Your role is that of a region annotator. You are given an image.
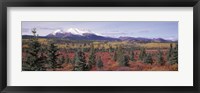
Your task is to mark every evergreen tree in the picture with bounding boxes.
[118,55,129,66]
[109,45,113,53]
[65,54,70,64]
[144,54,153,64]
[74,50,88,71]
[96,56,104,70]
[88,44,96,70]
[47,42,60,71]
[113,51,117,61]
[168,44,178,65]
[88,44,96,65]
[139,48,146,61]
[116,45,124,63]
[23,42,43,71]
[82,47,86,52]
[157,49,164,65]
[57,55,65,68]
[130,51,135,62]
[59,55,65,64]
[23,29,46,71]
[167,43,173,60]
[39,46,48,70]
[114,45,129,66]
[71,55,76,65]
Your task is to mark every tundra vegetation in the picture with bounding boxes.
[22,31,178,71]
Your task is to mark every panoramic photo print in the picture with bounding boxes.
[22,21,178,71]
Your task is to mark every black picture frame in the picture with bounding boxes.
[0,0,199,93]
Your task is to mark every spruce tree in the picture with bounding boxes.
[65,54,70,64]
[109,45,113,53]
[71,55,76,65]
[59,55,65,64]
[144,54,153,64]
[96,56,104,70]
[39,46,48,70]
[114,45,129,66]
[169,44,178,65]
[139,48,146,61]
[167,43,173,60]
[123,55,130,66]
[130,51,135,62]
[47,42,60,71]
[113,51,117,61]
[23,29,46,71]
[74,50,88,71]
[116,45,124,64]
[157,49,164,65]
[118,55,129,66]
[88,44,96,65]
[88,44,96,70]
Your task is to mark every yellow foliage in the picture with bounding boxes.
[22,45,29,48]
[38,38,48,45]
[139,43,176,49]
[170,64,178,71]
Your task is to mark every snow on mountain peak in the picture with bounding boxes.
[52,29,64,35]
[66,28,92,35]
[49,28,104,36]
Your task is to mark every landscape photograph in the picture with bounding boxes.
[22,21,178,71]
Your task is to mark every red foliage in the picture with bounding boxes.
[23,49,178,71]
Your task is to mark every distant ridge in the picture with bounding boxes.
[22,28,176,42]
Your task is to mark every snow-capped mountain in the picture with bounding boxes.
[46,28,118,41]
[51,29,64,35]
[48,28,97,36]
[22,28,175,42]
[67,28,92,35]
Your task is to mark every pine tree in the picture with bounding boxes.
[96,56,104,70]
[144,54,153,64]
[74,50,88,71]
[47,42,60,71]
[157,49,164,65]
[169,44,178,65]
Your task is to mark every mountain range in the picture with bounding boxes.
[22,28,176,42]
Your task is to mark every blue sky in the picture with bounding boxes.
[22,21,178,40]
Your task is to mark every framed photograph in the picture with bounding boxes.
[0,0,199,93]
